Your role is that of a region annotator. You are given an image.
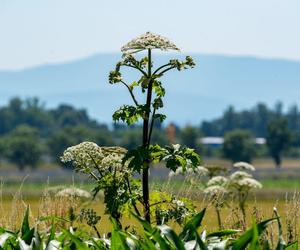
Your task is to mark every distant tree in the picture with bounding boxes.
[274,101,283,118]
[120,129,142,150]
[180,125,202,152]
[266,118,292,169]
[50,104,98,129]
[254,103,270,137]
[287,105,300,131]
[222,106,237,133]
[222,129,255,163]
[3,125,43,170]
[23,97,54,136]
[48,125,111,163]
[151,128,168,146]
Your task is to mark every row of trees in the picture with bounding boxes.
[222,117,291,168]
[0,97,296,170]
[201,102,300,139]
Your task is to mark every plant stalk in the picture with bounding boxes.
[142,49,153,222]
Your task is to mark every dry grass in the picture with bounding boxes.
[0,179,299,246]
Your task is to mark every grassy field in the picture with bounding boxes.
[0,196,294,234]
[0,178,299,200]
[0,158,299,239]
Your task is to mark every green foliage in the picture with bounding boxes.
[200,102,295,138]
[150,191,196,225]
[266,118,292,168]
[123,144,201,173]
[180,125,202,151]
[2,125,43,170]
[48,125,113,163]
[0,205,298,249]
[112,105,148,125]
[222,129,256,163]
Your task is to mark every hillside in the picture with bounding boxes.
[1,53,299,124]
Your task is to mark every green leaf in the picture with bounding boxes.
[21,206,35,245]
[194,226,208,250]
[21,207,30,238]
[62,229,90,250]
[110,218,131,250]
[206,229,239,238]
[158,225,185,250]
[123,146,148,172]
[179,208,206,241]
[113,105,147,125]
[153,114,167,123]
[46,223,55,248]
[286,241,298,250]
[231,218,276,250]
[129,81,139,90]
[249,219,259,250]
[274,208,287,250]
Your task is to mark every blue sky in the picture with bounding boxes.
[1,0,299,69]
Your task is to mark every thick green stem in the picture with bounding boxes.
[142,49,153,222]
[215,206,222,230]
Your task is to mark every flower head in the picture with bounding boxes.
[229,171,252,181]
[60,142,127,174]
[207,176,228,187]
[203,185,228,196]
[235,178,262,189]
[233,162,255,171]
[194,166,209,177]
[56,187,91,199]
[121,32,180,54]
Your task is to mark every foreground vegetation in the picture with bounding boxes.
[0,205,298,249]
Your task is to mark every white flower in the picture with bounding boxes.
[229,171,252,180]
[168,166,185,178]
[236,178,262,189]
[60,142,103,171]
[172,199,185,207]
[168,165,209,178]
[194,166,209,176]
[233,162,255,171]
[207,176,228,187]
[60,142,127,174]
[168,171,175,178]
[56,188,91,199]
[203,185,227,196]
[121,32,180,54]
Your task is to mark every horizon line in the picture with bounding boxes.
[1,51,300,73]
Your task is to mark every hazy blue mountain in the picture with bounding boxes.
[0,53,299,125]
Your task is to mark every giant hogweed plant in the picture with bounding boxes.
[61,32,200,224]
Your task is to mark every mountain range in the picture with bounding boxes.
[1,53,299,125]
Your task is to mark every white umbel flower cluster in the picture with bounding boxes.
[204,176,228,197]
[172,199,185,207]
[229,163,262,191]
[233,162,255,171]
[229,171,252,180]
[203,185,228,196]
[56,187,91,199]
[168,165,209,178]
[207,176,228,187]
[234,177,262,190]
[121,32,180,54]
[60,142,103,172]
[60,142,127,174]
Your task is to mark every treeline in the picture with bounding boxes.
[201,102,300,139]
[0,97,169,170]
[0,97,298,170]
